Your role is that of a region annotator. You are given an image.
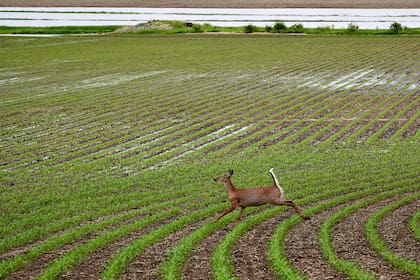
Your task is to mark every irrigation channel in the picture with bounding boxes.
[1,7,420,28]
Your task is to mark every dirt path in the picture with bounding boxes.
[331,195,418,280]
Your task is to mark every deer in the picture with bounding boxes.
[213,168,307,222]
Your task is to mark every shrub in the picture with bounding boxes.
[289,23,304,33]
[265,25,273,33]
[192,24,203,33]
[346,23,359,33]
[244,24,257,33]
[273,21,287,33]
[390,22,403,34]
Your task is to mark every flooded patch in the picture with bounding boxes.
[0,7,419,29]
[76,70,167,89]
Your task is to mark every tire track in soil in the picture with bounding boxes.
[332,195,417,280]
[182,222,237,280]
[231,211,293,280]
[377,199,420,264]
[285,203,350,280]
[120,219,207,280]
[58,215,177,280]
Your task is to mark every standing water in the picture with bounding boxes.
[0,7,419,29]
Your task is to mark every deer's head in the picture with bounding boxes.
[213,169,233,183]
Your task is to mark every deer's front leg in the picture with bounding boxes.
[214,201,238,222]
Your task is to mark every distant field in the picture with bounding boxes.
[2,0,420,8]
[0,35,419,280]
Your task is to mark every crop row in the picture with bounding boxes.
[1,36,419,176]
[1,35,419,280]
[1,144,418,279]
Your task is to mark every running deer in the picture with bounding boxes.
[213,168,307,222]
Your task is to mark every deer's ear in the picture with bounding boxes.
[227,170,233,176]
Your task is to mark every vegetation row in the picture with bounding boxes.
[0,35,418,280]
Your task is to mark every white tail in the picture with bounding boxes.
[269,168,285,200]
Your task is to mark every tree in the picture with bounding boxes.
[390,22,402,34]
[273,21,287,33]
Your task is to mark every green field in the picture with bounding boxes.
[1,34,419,279]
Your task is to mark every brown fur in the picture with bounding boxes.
[213,169,307,222]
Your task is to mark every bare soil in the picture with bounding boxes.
[2,0,420,8]
[231,211,293,280]
[285,203,349,280]
[182,222,237,280]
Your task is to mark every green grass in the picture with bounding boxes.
[410,210,420,240]
[1,21,419,35]
[0,34,419,280]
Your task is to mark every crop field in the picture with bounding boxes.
[0,34,419,280]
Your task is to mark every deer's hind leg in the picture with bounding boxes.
[272,198,307,219]
[237,206,245,221]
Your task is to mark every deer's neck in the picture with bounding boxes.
[224,180,236,192]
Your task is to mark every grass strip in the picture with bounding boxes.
[409,210,420,240]
[319,187,417,280]
[35,208,180,280]
[365,193,420,278]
